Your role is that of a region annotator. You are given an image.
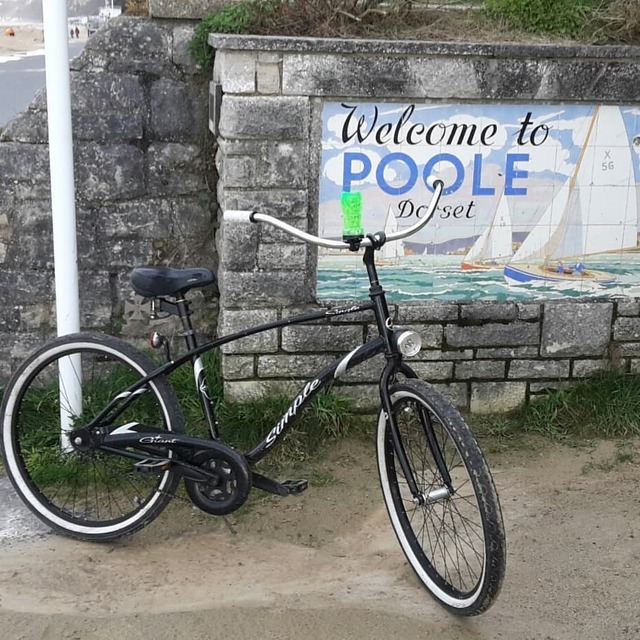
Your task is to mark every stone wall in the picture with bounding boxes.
[221,209,640,414]
[0,17,217,377]
[3,21,639,414]
[212,34,640,413]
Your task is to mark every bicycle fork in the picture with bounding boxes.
[364,243,454,506]
[379,362,455,506]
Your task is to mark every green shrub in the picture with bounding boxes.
[484,0,600,36]
[190,0,638,60]
[190,0,276,71]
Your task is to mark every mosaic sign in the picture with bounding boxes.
[317,103,640,301]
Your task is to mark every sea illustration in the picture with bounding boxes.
[317,102,640,302]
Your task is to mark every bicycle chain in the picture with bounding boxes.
[159,486,193,504]
[99,451,244,511]
[98,453,196,506]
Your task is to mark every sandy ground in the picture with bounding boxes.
[0,24,44,56]
[0,437,639,639]
[0,24,87,57]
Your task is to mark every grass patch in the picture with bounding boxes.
[15,359,172,486]
[472,372,640,447]
[471,414,531,454]
[523,372,640,440]
[307,469,342,486]
[3,347,366,490]
[1,347,364,486]
[484,0,601,38]
[217,389,365,468]
[191,0,640,71]
[591,0,640,44]
[168,349,223,434]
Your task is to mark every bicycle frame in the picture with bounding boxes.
[71,245,438,500]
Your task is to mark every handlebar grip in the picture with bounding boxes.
[223,210,255,223]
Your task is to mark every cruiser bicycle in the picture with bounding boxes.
[0,180,506,615]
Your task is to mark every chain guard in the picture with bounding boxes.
[184,447,252,515]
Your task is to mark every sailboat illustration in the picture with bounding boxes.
[462,190,512,270]
[503,105,638,285]
[378,205,403,264]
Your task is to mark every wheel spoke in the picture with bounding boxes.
[3,335,183,540]
[378,381,505,614]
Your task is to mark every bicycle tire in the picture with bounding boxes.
[376,379,506,615]
[1,333,185,541]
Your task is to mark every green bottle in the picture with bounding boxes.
[341,191,364,242]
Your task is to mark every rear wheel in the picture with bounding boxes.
[377,379,506,615]
[1,333,185,541]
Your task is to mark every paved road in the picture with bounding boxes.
[0,41,85,128]
[0,476,49,546]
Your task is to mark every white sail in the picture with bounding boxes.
[510,178,573,263]
[464,192,512,264]
[576,106,638,254]
[511,105,638,264]
[380,206,402,260]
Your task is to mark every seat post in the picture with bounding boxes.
[174,292,219,439]
[175,295,199,351]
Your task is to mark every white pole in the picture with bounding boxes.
[42,0,82,448]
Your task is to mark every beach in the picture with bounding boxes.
[0,23,44,57]
[0,23,87,127]
[1,23,87,59]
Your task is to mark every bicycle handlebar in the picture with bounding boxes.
[224,179,444,249]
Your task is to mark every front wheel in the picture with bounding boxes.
[1,333,185,541]
[377,379,506,615]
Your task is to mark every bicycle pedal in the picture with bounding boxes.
[134,458,171,474]
[281,479,308,494]
[252,473,308,496]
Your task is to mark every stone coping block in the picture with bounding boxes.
[210,34,640,100]
[209,33,640,60]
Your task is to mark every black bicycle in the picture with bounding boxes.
[0,180,506,615]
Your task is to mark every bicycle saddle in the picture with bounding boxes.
[131,266,217,297]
